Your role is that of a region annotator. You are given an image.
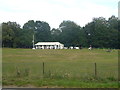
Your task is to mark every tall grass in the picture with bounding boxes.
[2,48,118,88]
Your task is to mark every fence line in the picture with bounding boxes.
[43,62,45,76]
[94,62,97,77]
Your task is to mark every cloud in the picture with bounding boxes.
[0,0,118,28]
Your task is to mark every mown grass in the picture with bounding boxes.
[2,48,119,88]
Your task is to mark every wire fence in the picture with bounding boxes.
[2,61,118,81]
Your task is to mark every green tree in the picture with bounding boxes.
[35,21,51,42]
[118,20,120,49]
[2,22,21,48]
[51,28,61,41]
[18,29,33,48]
[84,16,119,49]
[108,16,119,49]
[23,20,51,43]
[2,15,119,49]
[59,20,85,47]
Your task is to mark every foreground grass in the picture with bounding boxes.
[2,48,118,88]
[3,77,118,88]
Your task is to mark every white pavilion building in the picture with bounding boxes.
[35,42,64,49]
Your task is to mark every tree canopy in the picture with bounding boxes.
[2,15,120,49]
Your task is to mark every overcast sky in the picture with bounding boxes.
[0,0,118,29]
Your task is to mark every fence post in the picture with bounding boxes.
[43,62,45,76]
[94,63,97,77]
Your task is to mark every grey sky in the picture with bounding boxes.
[0,0,118,28]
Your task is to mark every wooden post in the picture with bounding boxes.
[94,63,97,77]
[43,62,45,75]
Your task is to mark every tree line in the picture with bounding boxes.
[2,15,120,49]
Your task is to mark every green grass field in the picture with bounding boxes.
[2,48,118,88]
